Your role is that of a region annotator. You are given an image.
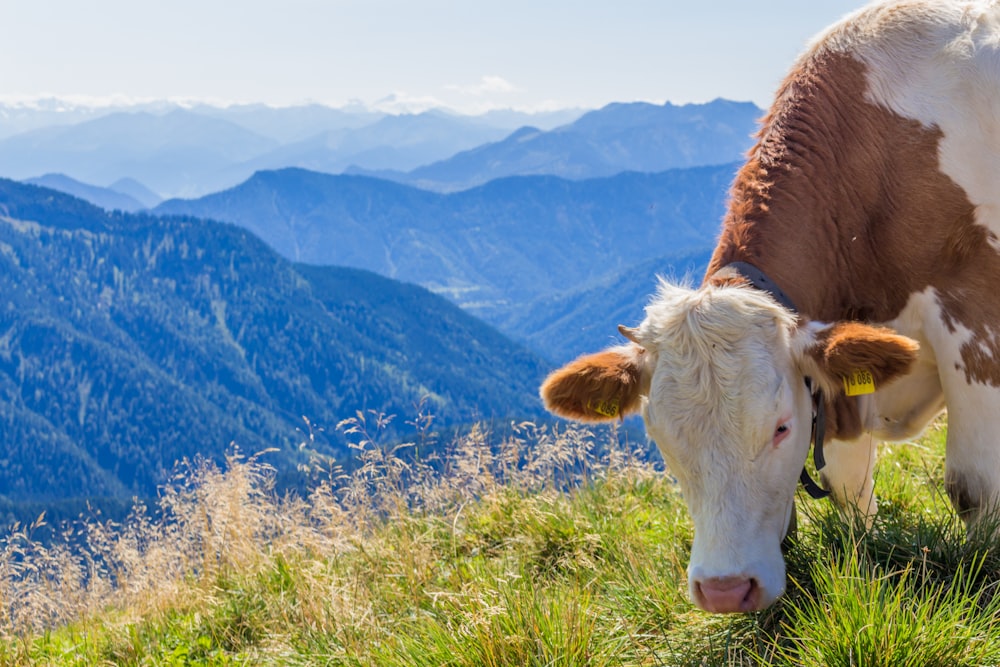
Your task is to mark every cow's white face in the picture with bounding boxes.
[633,283,812,612]
[540,279,919,613]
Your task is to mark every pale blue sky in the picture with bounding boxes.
[1,1,863,112]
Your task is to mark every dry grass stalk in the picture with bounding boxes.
[0,416,642,640]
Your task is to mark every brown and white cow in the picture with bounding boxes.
[541,0,1000,613]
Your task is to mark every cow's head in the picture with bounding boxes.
[540,280,918,612]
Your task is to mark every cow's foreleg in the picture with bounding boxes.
[819,435,879,527]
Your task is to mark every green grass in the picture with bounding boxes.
[3,416,1000,665]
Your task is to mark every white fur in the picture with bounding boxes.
[873,289,947,442]
[819,436,879,520]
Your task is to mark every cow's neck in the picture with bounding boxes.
[705,51,977,325]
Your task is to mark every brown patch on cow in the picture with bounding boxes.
[540,346,647,422]
[935,217,1000,386]
[704,50,1000,388]
[823,394,865,442]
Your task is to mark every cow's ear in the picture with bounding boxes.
[540,345,649,422]
[794,321,919,397]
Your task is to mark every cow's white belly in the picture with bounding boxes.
[871,288,946,440]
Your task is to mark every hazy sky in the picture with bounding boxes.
[1,1,864,112]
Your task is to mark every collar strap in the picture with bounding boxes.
[720,262,831,501]
[802,378,831,500]
[718,261,799,313]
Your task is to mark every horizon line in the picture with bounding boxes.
[0,93,760,117]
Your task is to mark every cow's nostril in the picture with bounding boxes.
[743,578,760,610]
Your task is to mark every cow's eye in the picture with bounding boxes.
[773,422,791,445]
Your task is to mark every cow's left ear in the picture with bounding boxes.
[794,321,920,396]
[540,344,649,422]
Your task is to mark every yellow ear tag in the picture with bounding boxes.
[588,398,620,418]
[843,369,876,396]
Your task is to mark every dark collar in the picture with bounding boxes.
[716,261,798,313]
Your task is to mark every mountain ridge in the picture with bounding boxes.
[1,99,758,199]
[25,173,148,212]
[358,99,762,191]
[154,164,737,358]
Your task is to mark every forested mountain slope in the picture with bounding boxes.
[0,179,546,510]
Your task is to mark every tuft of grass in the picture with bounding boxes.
[771,551,1000,666]
[4,414,1000,666]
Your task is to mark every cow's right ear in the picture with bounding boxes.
[540,344,649,422]
[792,321,919,398]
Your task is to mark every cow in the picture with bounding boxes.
[540,0,1000,613]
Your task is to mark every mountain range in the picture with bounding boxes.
[1,99,758,200]
[0,102,586,198]
[0,110,280,198]
[0,178,546,522]
[362,99,761,191]
[154,164,738,353]
[220,110,517,184]
[0,99,583,142]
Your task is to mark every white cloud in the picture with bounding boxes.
[369,92,449,114]
[445,75,519,97]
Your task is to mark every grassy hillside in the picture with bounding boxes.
[4,414,999,665]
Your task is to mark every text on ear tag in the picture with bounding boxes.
[588,398,620,418]
[843,369,875,396]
